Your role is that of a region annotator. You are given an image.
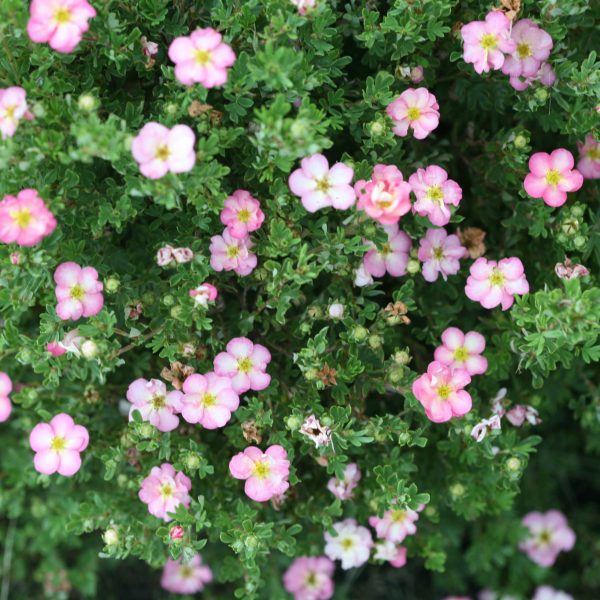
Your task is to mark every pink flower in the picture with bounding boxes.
[412,361,472,423]
[54,262,104,321]
[161,554,213,595]
[417,228,467,282]
[324,519,373,570]
[189,283,218,307]
[410,66,424,84]
[434,327,488,375]
[354,263,374,287]
[209,229,257,276]
[299,415,332,448]
[555,258,590,280]
[180,372,239,429]
[138,463,192,521]
[29,413,89,476]
[0,87,29,139]
[0,189,57,247]
[288,154,356,213]
[0,372,12,423]
[46,328,84,357]
[363,224,412,278]
[126,378,183,432]
[220,189,265,238]
[509,61,556,91]
[369,507,419,543]
[131,123,196,179]
[168,28,235,88]
[327,463,361,501]
[386,88,440,139]
[156,245,194,266]
[409,166,462,226]
[354,165,412,225]
[502,20,553,79]
[9,252,20,265]
[229,445,290,502]
[505,405,541,427]
[465,257,529,310]
[576,134,600,179]
[470,415,502,442]
[169,525,185,540]
[27,0,96,54]
[213,337,271,394]
[283,556,335,600]
[141,37,158,57]
[532,586,573,600]
[460,11,515,74]
[291,0,316,15]
[373,541,407,568]
[520,510,575,567]
[523,149,584,207]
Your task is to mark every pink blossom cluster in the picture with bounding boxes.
[160,553,213,595]
[0,372,13,423]
[327,463,361,501]
[519,510,575,567]
[139,463,192,521]
[229,445,290,502]
[0,87,31,139]
[386,88,440,139]
[156,245,194,267]
[29,413,89,476]
[54,262,104,321]
[47,328,84,357]
[0,189,57,247]
[283,556,334,600]
[577,134,600,179]
[126,378,184,433]
[555,258,589,281]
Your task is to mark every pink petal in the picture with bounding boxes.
[34,450,60,474]
[441,327,464,350]
[57,450,82,476]
[29,423,54,451]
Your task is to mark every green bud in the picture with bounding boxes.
[117,474,128,487]
[163,294,175,307]
[139,422,154,439]
[397,432,411,445]
[573,235,586,248]
[406,258,420,274]
[286,415,303,430]
[304,368,318,381]
[388,366,404,384]
[352,325,369,342]
[450,483,465,498]
[170,305,183,319]
[105,277,120,293]
[165,102,177,115]
[103,528,119,546]
[141,292,155,306]
[245,535,259,550]
[370,121,385,136]
[561,218,579,235]
[513,134,527,148]
[534,88,549,102]
[78,94,97,111]
[506,457,521,472]
[393,350,411,365]
[307,306,323,319]
[368,334,382,349]
[570,205,585,218]
[184,453,201,470]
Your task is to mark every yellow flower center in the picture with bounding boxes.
[179,565,194,578]
[427,185,444,204]
[437,384,451,400]
[253,461,270,479]
[238,357,253,373]
[305,572,318,587]
[10,208,32,228]
[538,530,551,544]
[151,395,166,409]
[5,105,16,120]
[340,537,354,550]
[516,43,532,59]
[315,177,331,193]
[70,284,85,301]
[195,49,211,65]
[433,247,444,260]
[545,169,562,186]
[453,347,469,362]
[391,509,407,523]
[480,33,498,51]
[489,268,505,286]
[160,483,174,497]
[202,393,216,407]
[237,208,250,223]
[381,242,392,257]
[50,436,66,451]
[226,245,240,258]
[155,144,170,161]
[588,147,600,160]
[54,7,71,24]
[406,106,421,122]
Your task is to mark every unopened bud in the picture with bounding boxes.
[169,526,184,541]
[513,134,527,148]
[78,94,97,111]
[103,527,119,546]
[105,277,120,293]
[81,340,98,359]
[406,258,420,274]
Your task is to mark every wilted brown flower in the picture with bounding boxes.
[241,419,262,444]
[457,227,487,259]
[161,361,196,390]
[315,364,337,386]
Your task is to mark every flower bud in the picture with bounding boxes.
[103,527,119,546]
[406,258,420,274]
[165,102,177,115]
[105,277,120,293]
[351,325,369,342]
[328,303,345,319]
[184,453,201,470]
[307,306,323,319]
[9,252,20,265]
[513,134,527,148]
[170,305,183,319]
[534,88,549,102]
[81,340,98,359]
[506,457,521,472]
[368,334,382,349]
[286,415,303,430]
[388,366,404,384]
[450,483,465,498]
[393,350,411,365]
[370,120,385,136]
[139,422,154,439]
[561,218,579,235]
[78,94,97,111]
[163,294,175,307]
[573,235,586,249]
[245,535,259,550]
[169,526,185,541]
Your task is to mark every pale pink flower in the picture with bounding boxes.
[532,586,573,600]
[180,372,239,429]
[386,88,440,139]
[168,28,235,88]
[417,228,467,282]
[502,20,553,79]
[328,303,344,319]
[229,445,290,502]
[141,37,158,57]
[354,263,374,287]
[373,541,407,568]
[470,415,502,442]
[300,415,332,448]
[220,189,265,238]
[0,87,29,139]
[505,405,541,427]
[161,554,213,595]
[138,463,192,521]
[363,225,412,278]
[369,507,419,543]
[289,154,355,213]
[169,525,184,540]
[0,189,56,247]
[291,0,316,15]
[576,134,600,179]
[54,262,104,321]
[460,11,515,74]
[29,413,89,476]
[283,556,335,600]
[27,0,96,54]
[409,166,462,226]
[9,252,20,265]
[509,61,556,91]
[189,283,218,307]
[156,245,193,266]
[131,123,196,179]
[520,510,575,567]
[213,337,271,394]
[324,519,373,570]
[524,149,584,207]
[490,388,508,417]
[354,164,412,225]
[465,257,529,310]
[434,327,488,375]
[555,258,590,280]
[172,247,194,263]
[126,378,183,433]
[209,229,257,276]
[412,361,472,423]
[327,463,361,501]
[410,66,424,84]
[0,372,12,422]
[46,328,84,357]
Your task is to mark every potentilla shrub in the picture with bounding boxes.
[0,0,599,598]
